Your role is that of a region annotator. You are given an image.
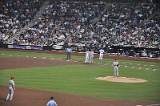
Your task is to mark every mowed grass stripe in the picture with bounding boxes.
[0,50,160,70]
[0,65,160,101]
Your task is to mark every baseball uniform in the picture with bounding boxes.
[47,97,58,106]
[85,49,90,63]
[113,59,119,77]
[6,76,15,101]
[99,49,104,60]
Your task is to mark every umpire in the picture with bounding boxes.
[66,45,72,60]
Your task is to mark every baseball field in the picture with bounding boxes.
[0,48,160,106]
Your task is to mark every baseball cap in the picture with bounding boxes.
[11,76,14,79]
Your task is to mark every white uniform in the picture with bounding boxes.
[99,49,104,60]
[85,50,90,63]
[6,79,15,101]
[113,61,119,77]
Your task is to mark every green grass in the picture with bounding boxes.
[0,50,160,102]
[0,50,159,69]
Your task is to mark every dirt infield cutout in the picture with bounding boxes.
[95,76,148,83]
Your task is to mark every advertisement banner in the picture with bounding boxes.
[7,45,43,50]
[8,45,13,48]
[13,45,26,49]
[31,46,43,50]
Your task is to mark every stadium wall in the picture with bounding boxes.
[0,43,159,58]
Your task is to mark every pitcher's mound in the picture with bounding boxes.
[95,76,148,83]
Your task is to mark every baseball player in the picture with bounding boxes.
[47,96,58,106]
[6,76,15,101]
[85,48,90,63]
[89,49,94,64]
[112,59,119,77]
[99,48,104,60]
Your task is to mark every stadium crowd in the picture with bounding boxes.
[94,2,160,48]
[13,0,105,46]
[0,0,160,51]
[0,0,44,43]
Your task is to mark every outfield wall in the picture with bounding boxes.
[0,43,159,58]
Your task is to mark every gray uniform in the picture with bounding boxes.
[89,50,94,63]
[113,61,119,77]
[6,79,15,101]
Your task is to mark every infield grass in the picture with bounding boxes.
[0,50,160,69]
[0,50,160,102]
